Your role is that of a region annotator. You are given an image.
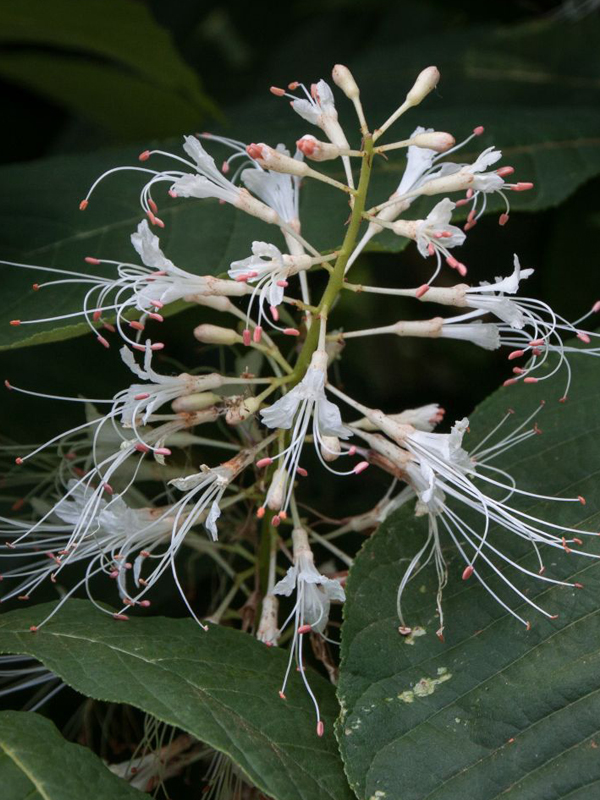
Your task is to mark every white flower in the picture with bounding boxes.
[464,254,534,328]
[415,198,466,258]
[169,464,234,541]
[272,527,345,736]
[241,144,301,224]
[440,320,501,350]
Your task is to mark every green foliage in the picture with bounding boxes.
[0,602,354,800]
[338,351,600,799]
[0,0,217,139]
[0,710,143,800]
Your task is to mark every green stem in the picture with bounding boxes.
[289,135,374,386]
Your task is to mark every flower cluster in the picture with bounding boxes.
[2,63,598,736]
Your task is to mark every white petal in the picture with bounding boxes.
[130,220,174,271]
[273,566,298,596]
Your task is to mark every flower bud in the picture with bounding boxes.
[405,66,440,108]
[171,392,221,413]
[193,324,243,345]
[332,64,360,100]
[247,144,308,177]
[410,131,455,153]
[257,594,280,646]
[188,295,238,313]
[267,467,288,510]
[320,434,341,462]
[296,135,341,162]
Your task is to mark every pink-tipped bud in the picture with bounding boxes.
[256,457,273,469]
[79,199,88,211]
[411,131,455,153]
[473,125,485,136]
[297,135,317,156]
[246,143,263,160]
[353,461,369,475]
[270,86,286,96]
[139,150,151,161]
[317,721,325,737]
[462,565,474,580]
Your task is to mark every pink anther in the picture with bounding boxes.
[85,256,101,265]
[317,721,325,737]
[148,312,164,322]
[135,443,150,453]
[297,136,316,156]
[298,624,312,634]
[10,320,21,326]
[276,279,289,287]
[462,565,474,580]
[512,367,524,375]
[32,283,40,290]
[446,256,459,269]
[150,298,164,307]
[456,262,467,277]
[577,331,591,344]
[148,198,158,214]
[353,461,369,474]
[578,495,586,505]
[256,457,273,468]
[473,126,485,136]
[270,305,279,322]
[529,339,545,347]
[168,189,178,198]
[347,445,357,456]
[256,507,266,519]
[97,335,110,349]
[253,326,263,343]
[427,243,435,256]
[455,198,469,207]
[279,690,287,699]
[499,213,509,226]
[243,329,251,346]
[272,515,281,527]
[592,301,600,313]
[129,320,145,331]
[503,378,517,387]
[29,625,38,633]
[139,600,151,607]
[234,273,250,282]
[134,392,150,401]
[154,447,172,456]
[296,466,308,477]
[284,328,300,336]
[513,182,534,191]
[496,166,514,177]
[79,199,88,211]
[113,613,129,621]
[288,81,299,90]
[139,150,151,161]
[270,86,286,96]
[221,160,230,174]
[523,377,538,384]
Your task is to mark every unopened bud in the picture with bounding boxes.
[247,144,308,177]
[296,135,341,162]
[267,467,288,510]
[193,324,242,345]
[257,593,280,646]
[405,66,440,108]
[320,435,341,462]
[171,392,220,413]
[410,131,455,153]
[188,295,237,313]
[332,64,360,99]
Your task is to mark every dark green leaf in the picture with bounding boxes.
[0,0,216,127]
[0,602,354,800]
[337,352,600,799]
[0,709,142,800]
